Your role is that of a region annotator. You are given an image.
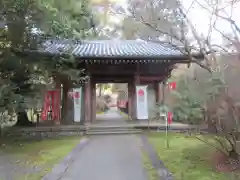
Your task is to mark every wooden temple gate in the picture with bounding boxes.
[25,39,203,124]
[84,62,173,122]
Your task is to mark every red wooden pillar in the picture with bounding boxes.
[132,73,140,120]
[91,81,96,122]
[128,81,133,120]
[84,77,92,123]
[154,81,160,104]
[154,81,160,117]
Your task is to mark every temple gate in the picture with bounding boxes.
[24,39,203,124]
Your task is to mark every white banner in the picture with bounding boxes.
[73,88,82,122]
[136,85,148,120]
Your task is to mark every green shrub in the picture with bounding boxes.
[170,71,224,124]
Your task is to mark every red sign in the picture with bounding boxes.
[169,82,176,90]
[167,112,173,124]
[138,89,144,96]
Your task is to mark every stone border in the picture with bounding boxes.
[42,138,89,180]
[141,135,174,180]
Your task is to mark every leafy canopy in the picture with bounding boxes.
[0,0,95,114]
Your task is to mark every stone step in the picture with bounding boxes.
[86,130,142,135]
[85,126,135,130]
[86,128,140,132]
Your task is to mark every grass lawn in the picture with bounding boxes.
[0,136,81,180]
[96,111,104,114]
[118,111,131,120]
[147,132,229,180]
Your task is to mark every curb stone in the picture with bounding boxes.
[42,138,89,180]
[141,135,174,180]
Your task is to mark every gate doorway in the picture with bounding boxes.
[95,83,128,123]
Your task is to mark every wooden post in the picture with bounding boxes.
[132,73,140,120]
[162,80,169,148]
[84,77,92,123]
[128,81,133,120]
[91,81,96,122]
[154,81,160,118]
[154,81,160,104]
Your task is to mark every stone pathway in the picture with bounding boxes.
[57,109,148,180]
[96,107,127,123]
[59,135,148,180]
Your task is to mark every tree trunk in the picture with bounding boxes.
[16,111,35,126]
[229,149,239,160]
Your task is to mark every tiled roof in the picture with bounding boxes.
[37,39,185,59]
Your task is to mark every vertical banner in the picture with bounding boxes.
[41,92,51,120]
[136,85,148,120]
[73,87,82,122]
[53,90,61,121]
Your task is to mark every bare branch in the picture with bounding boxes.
[137,15,183,43]
[191,58,212,72]
[195,135,228,155]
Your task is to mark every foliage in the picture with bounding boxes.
[96,84,112,97]
[169,70,225,124]
[0,0,96,125]
[170,65,240,159]
[36,0,95,38]
[203,89,240,159]
[124,0,187,41]
[148,132,228,180]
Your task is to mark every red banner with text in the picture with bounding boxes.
[41,90,61,121]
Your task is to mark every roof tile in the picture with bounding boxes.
[40,40,183,58]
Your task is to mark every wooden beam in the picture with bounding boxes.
[139,76,165,81]
[91,82,96,122]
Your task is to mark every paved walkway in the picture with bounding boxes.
[96,107,127,123]
[60,135,147,180]
[59,109,148,180]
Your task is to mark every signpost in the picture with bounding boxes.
[161,81,176,148]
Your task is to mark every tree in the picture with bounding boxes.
[91,0,123,39]
[96,84,112,97]
[0,0,95,126]
[122,0,240,160]
[118,0,187,41]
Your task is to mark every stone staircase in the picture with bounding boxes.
[85,125,142,135]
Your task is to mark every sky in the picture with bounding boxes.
[180,0,240,44]
[104,0,240,44]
